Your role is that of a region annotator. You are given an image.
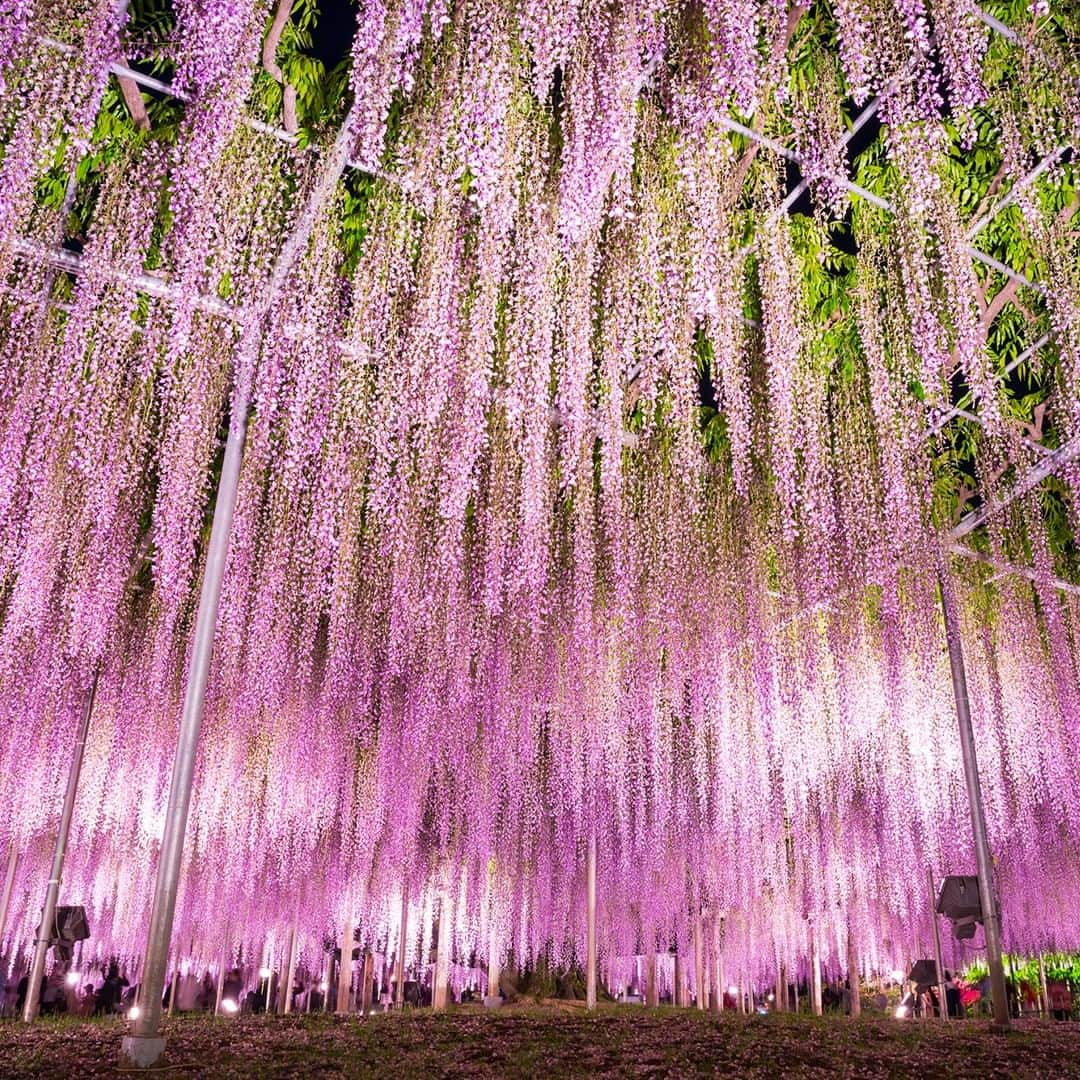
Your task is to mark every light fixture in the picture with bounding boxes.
[259,967,272,979]
[221,997,239,1014]
[127,1005,141,1021]
[767,992,775,1002]
[727,985,738,995]
[65,971,80,987]
[895,1004,908,1019]
[319,980,328,991]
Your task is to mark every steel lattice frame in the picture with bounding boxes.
[11,7,1079,597]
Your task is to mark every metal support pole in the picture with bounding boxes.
[1038,953,1049,1016]
[693,915,705,1010]
[927,867,949,1020]
[23,673,98,1022]
[585,832,597,1010]
[486,921,500,1001]
[704,920,717,1011]
[810,928,822,1016]
[939,567,1010,1028]
[0,842,18,947]
[395,886,408,1008]
[166,965,178,1016]
[214,950,226,1015]
[846,924,860,1017]
[716,920,725,1012]
[281,921,297,1014]
[122,105,364,1070]
[433,891,452,1011]
[359,949,374,1014]
[674,950,685,1007]
[335,914,352,1014]
[645,949,658,1007]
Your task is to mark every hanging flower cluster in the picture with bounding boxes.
[0,0,1077,995]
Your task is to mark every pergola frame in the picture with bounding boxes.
[6,3,1076,1051]
[14,8,1077,596]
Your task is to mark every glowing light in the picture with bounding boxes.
[127,1006,141,1021]
[0,0,1073,1012]
[728,986,739,996]
[895,1005,909,1019]
[65,971,80,987]
[221,997,239,1014]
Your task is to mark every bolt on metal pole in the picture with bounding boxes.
[938,566,1010,1027]
[23,671,98,1022]
[927,867,949,1020]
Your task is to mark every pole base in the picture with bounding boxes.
[121,1035,167,1069]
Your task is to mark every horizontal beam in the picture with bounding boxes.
[966,145,1072,239]
[12,237,236,318]
[929,333,1051,436]
[946,406,1050,457]
[950,543,1080,596]
[951,433,1080,539]
[975,8,1018,42]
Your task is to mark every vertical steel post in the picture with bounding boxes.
[281,921,297,1014]
[0,842,18,948]
[122,105,363,1069]
[585,832,597,1010]
[433,891,452,1011]
[716,919,725,1012]
[395,886,408,1008]
[23,672,98,1022]
[938,567,1010,1027]
[846,924,860,1017]
[810,927,822,1016]
[335,913,352,1014]
[927,867,949,1020]
[693,914,705,1010]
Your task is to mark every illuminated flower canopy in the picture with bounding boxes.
[0,0,1077,991]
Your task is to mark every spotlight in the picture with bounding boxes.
[767,993,775,1002]
[127,1005,141,1021]
[65,971,80,987]
[727,985,738,995]
[259,967,272,979]
[221,997,239,1014]
[319,980,328,992]
[894,1004,908,1019]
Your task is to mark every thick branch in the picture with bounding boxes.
[116,74,151,130]
[263,0,298,134]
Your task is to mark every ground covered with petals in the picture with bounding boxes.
[3,1006,1080,1078]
